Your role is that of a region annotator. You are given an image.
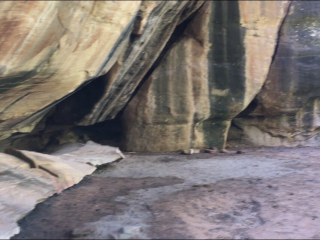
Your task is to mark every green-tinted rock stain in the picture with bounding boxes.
[203,1,246,148]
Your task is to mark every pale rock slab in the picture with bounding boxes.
[0,142,124,239]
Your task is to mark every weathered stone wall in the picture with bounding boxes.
[122,1,290,152]
[0,1,141,140]
[1,1,320,152]
[235,1,320,147]
[76,1,204,126]
[0,1,203,142]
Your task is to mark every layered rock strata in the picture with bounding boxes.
[1,1,320,152]
[0,1,141,140]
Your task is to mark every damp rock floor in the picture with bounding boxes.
[12,146,320,239]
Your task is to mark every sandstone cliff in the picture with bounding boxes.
[0,1,320,152]
[0,1,141,140]
[234,1,320,147]
[122,1,290,151]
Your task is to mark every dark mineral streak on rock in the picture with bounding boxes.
[81,1,204,125]
[234,1,320,147]
[204,1,246,148]
[256,1,320,116]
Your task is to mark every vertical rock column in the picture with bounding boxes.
[122,1,289,152]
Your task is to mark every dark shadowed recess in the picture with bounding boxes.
[42,71,124,149]
[50,74,108,125]
[236,98,259,118]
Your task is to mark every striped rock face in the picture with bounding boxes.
[0,1,203,144]
[235,1,320,147]
[2,0,320,152]
[69,1,205,126]
[0,1,141,140]
[122,1,290,152]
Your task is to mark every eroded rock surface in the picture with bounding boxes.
[0,0,205,149]
[0,1,141,140]
[122,1,289,152]
[235,1,320,147]
[55,1,205,126]
[1,1,320,152]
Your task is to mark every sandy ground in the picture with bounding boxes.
[12,147,320,239]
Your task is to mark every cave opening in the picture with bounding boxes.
[40,72,124,153]
[236,98,259,118]
[0,73,123,153]
[1,6,203,154]
[226,98,259,148]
